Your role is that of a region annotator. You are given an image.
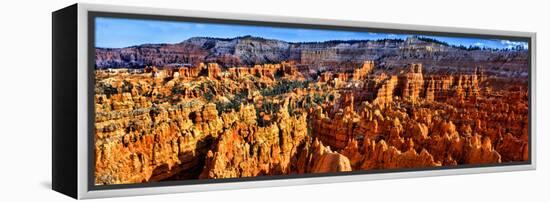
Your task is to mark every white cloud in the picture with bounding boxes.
[474,42,484,47]
[500,40,528,49]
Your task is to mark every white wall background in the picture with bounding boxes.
[0,0,547,201]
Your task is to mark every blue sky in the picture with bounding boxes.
[95,17,528,50]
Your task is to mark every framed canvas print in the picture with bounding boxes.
[52,3,536,199]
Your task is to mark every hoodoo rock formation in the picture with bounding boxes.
[94,36,529,185]
[399,63,424,102]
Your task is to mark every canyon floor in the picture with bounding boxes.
[93,61,529,185]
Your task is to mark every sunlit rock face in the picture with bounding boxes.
[199,102,310,178]
[94,41,529,185]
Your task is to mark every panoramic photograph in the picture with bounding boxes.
[93,17,530,185]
